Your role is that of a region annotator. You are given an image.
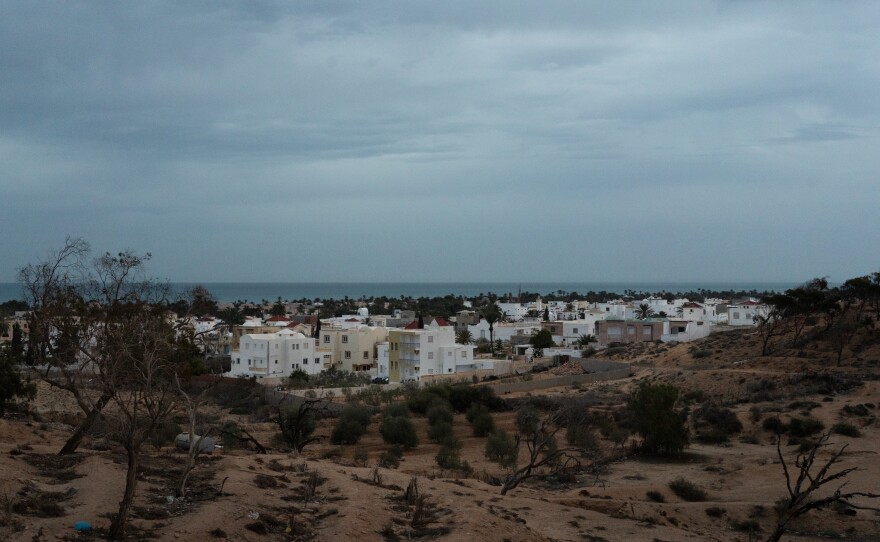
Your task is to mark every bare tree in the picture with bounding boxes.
[174,374,216,499]
[276,396,328,453]
[767,431,880,542]
[105,309,180,540]
[492,406,581,495]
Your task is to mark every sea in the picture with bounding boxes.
[0,281,796,304]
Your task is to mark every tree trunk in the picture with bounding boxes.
[765,523,786,542]
[109,446,140,540]
[59,391,112,455]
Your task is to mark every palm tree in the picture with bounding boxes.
[482,303,503,351]
[575,334,596,347]
[634,303,655,320]
[456,329,473,345]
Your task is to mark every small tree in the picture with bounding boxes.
[330,403,372,445]
[768,431,880,542]
[627,382,688,455]
[276,397,325,452]
[0,343,35,413]
[487,405,581,495]
[466,403,495,437]
[530,329,555,350]
[380,404,418,448]
[456,329,473,345]
[634,303,655,320]
[484,429,517,469]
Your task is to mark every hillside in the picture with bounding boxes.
[2,316,879,541]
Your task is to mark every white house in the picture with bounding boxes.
[229,328,326,378]
[728,300,769,326]
[388,323,476,382]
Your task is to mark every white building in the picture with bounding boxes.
[229,328,326,378]
[388,323,477,382]
[728,300,769,326]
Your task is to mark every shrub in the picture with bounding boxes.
[426,399,454,426]
[565,423,598,450]
[484,430,518,469]
[380,414,418,449]
[832,422,862,438]
[435,445,461,470]
[690,349,712,359]
[668,478,707,502]
[353,446,369,465]
[705,506,726,518]
[427,421,455,445]
[762,416,787,433]
[730,519,761,533]
[693,403,743,444]
[466,404,495,437]
[330,404,372,445]
[383,402,410,419]
[378,445,404,468]
[149,419,181,450]
[787,417,824,438]
[646,490,665,503]
[627,382,689,454]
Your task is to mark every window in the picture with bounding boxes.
[304,343,309,349]
[274,344,278,350]
[447,351,452,356]
[733,312,741,319]
[460,351,466,358]
[303,358,308,364]
[608,326,622,337]
[274,360,278,364]
[573,328,578,334]
[428,352,434,359]
[342,335,348,343]
[363,351,369,359]
[427,335,433,343]
[323,335,330,343]
[642,326,652,337]
[627,325,635,335]
[245,343,250,349]
[345,351,351,359]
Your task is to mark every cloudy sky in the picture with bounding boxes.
[2,1,878,283]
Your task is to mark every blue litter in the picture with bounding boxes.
[74,521,91,532]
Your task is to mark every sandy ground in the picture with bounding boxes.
[2,324,880,541]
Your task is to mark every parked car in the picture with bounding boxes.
[371,376,389,384]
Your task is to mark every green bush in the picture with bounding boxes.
[466,404,496,437]
[832,422,862,438]
[668,477,707,502]
[484,430,518,469]
[378,445,403,468]
[646,490,665,503]
[787,417,824,438]
[383,402,410,419]
[693,403,743,444]
[435,444,461,470]
[380,414,418,449]
[762,416,787,433]
[627,382,689,454]
[426,399,454,426]
[428,420,455,445]
[730,519,761,533]
[330,404,373,445]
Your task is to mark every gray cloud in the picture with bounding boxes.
[2,1,879,283]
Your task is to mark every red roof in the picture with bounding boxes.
[403,320,421,330]
[345,318,360,322]
[266,315,289,322]
[741,300,759,306]
[682,302,703,309]
[433,317,450,327]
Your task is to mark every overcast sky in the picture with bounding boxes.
[2,1,878,283]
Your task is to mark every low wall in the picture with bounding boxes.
[485,368,633,394]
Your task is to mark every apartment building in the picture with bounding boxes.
[229,328,325,378]
[387,324,475,382]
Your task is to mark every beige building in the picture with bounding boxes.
[318,325,389,372]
